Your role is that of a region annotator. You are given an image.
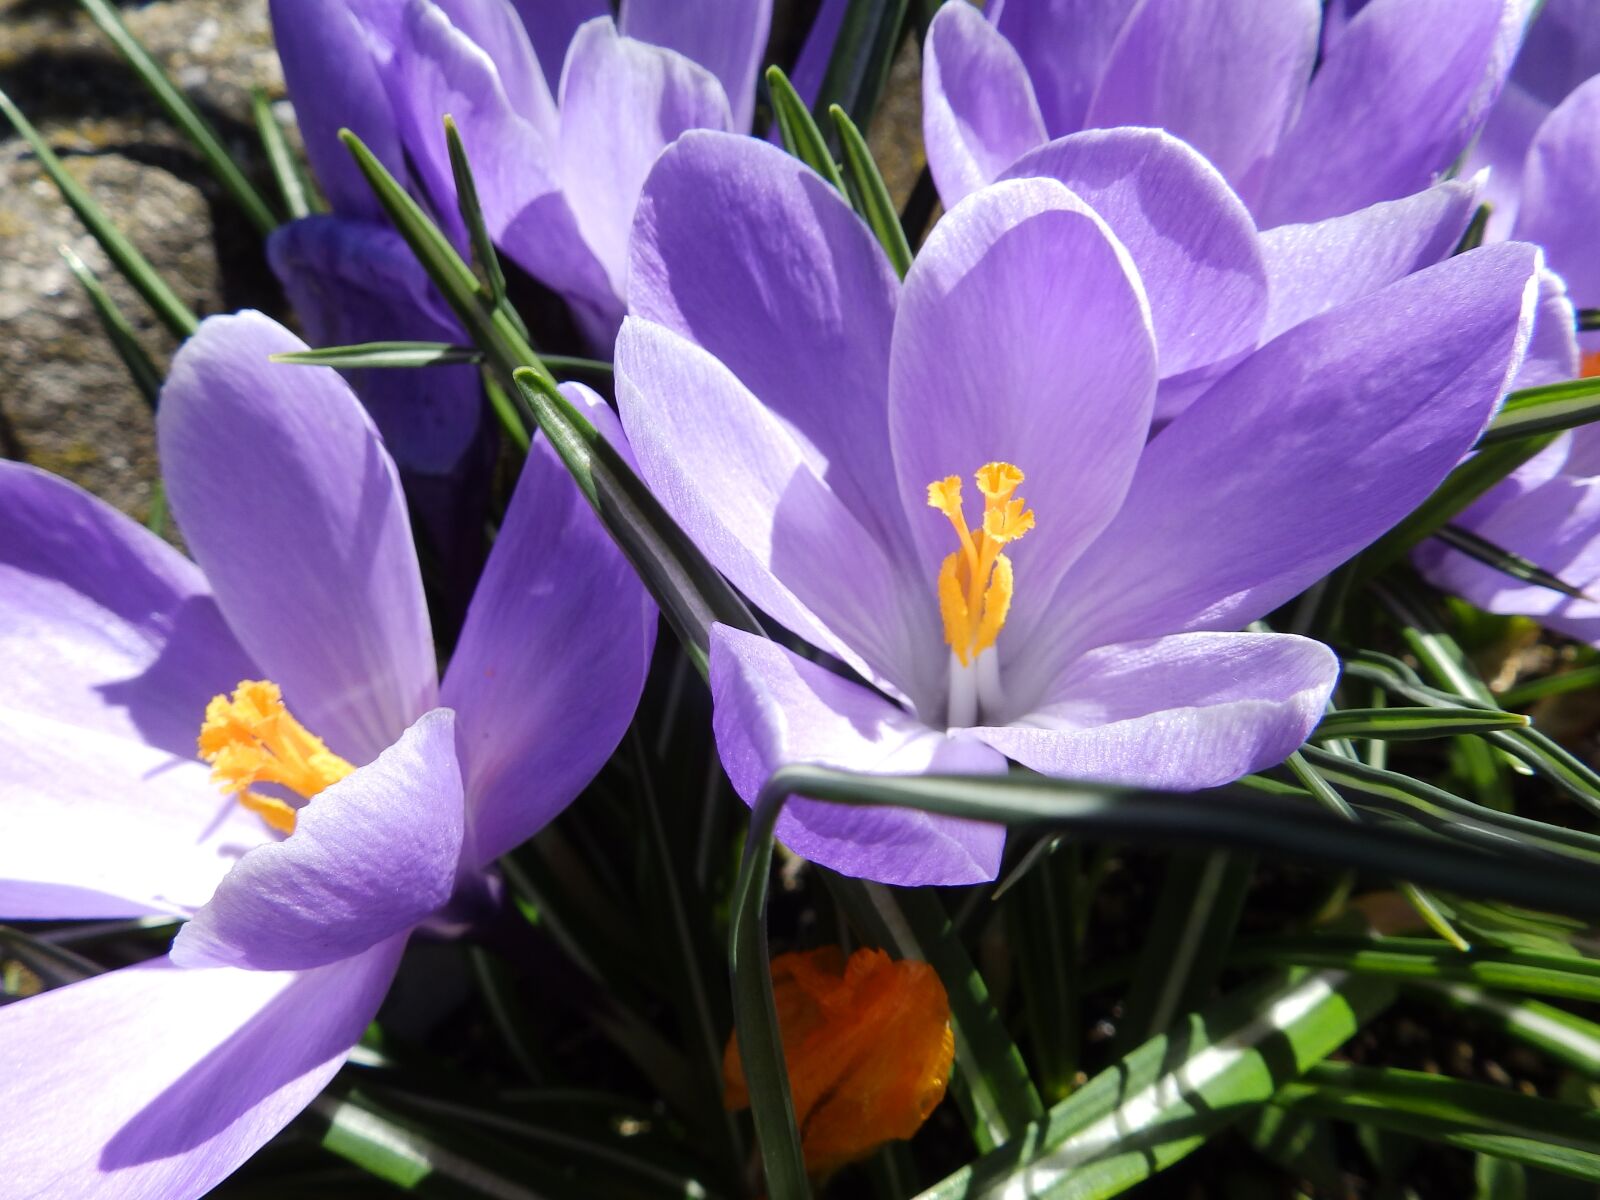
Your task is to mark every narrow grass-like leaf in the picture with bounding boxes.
[1112,850,1255,1055]
[1295,744,1600,864]
[1416,980,1600,1079]
[825,875,1045,1150]
[73,0,279,235]
[767,66,845,192]
[812,0,909,139]
[443,115,509,308]
[1358,435,1557,577]
[917,970,1393,1200]
[828,104,913,276]
[251,86,314,220]
[1313,706,1528,741]
[1276,1062,1600,1183]
[728,782,809,1199]
[272,342,485,369]
[1481,376,1600,445]
[765,764,1600,926]
[60,245,162,407]
[512,370,762,679]
[1435,523,1591,599]
[1578,307,1600,332]
[0,924,105,991]
[1233,935,1600,1005]
[0,86,197,338]
[1499,663,1600,707]
[1008,842,1080,1103]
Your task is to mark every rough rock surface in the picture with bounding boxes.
[0,0,283,520]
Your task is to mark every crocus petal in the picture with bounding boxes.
[442,385,656,866]
[0,462,254,757]
[1512,75,1600,310]
[1513,268,1581,390]
[991,0,1139,134]
[507,0,606,86]
[157,312,437,765]
[974,632,1336,787]
[390,0,616,335]
[0,940,401,1200]
[1260,0,1518,226]
[616,318,939,707]
[268,216,482,476]
[620,0,773,131]
[788,0,847,108]
[1258,178,1481,342]
[1043,241,1539,673]
[1420,473,1600,619]
[922,1,1048,208]
[888,177,1157,648]
[171,711,462,971]
[0,710,270,919]
[710,626,1008,887]
[1000,128,1268,376]
[428,0,558,138]
[269,0,405,219]
[630,131,913,559]
[1463,81,1547,240]
[559,18,734,298]
[1084,0,1319,205]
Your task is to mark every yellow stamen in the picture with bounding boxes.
[926,462,1034,666]
[197,680,354,835]
[722,947,953,1177]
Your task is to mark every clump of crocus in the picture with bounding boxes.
[0,312,654,1197]
[616,130,1540,887]
[922,0,1522,226]
[723,947,954,1176]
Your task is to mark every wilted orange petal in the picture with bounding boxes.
[723,946,954,1176]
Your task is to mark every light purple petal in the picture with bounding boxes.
[390,0,617,333]
[171,710,462,971]
[432,0,558,138]
[1463,80,1547,240]
[1258,178,1481,342]
[1260,0,1519,226]
[629,131,912,559]
[442,385,656,866]
[0,940,400,1200]
[992,0,1138,134]
[974,632,1336,787]
[0,461,254,757]
[0,711,270,919]
[559,17,734,298]
[1420,471,1600,620]
[1512,75,1600,311]
[267,216,483,476]
[157,312,437,765]
[507,0,606,86]
[269,0,405,219]
[1041,241,1539,671]
[620,0,772,130]
[1084,0,1319,206]
[615,317,939,707]
[710,626,1007,887]
[1512,268,1581,390]
[1000,128,1268,376]
[922,1,1048,208]
[888,177,1157,653]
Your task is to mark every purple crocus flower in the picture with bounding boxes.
[613,130,1539,888]
[1416,67,1600,627]
[271,0,772,348]
[0,311,654,1196]
[922,0,1522,227]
